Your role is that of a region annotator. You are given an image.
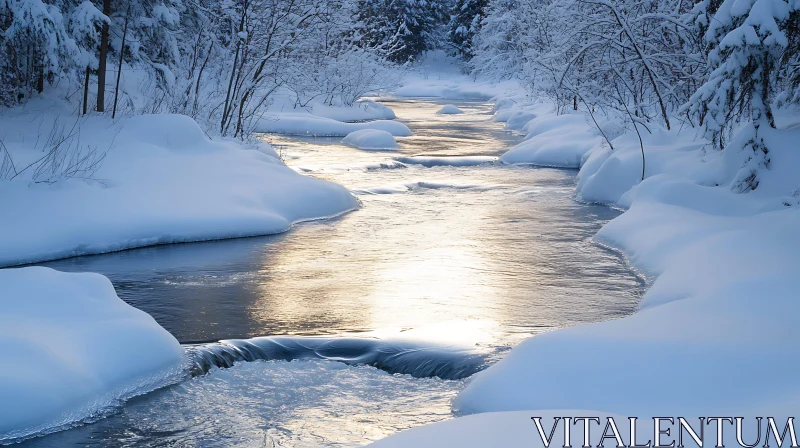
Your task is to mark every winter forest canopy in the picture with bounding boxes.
[2,0,800,182]
[0,0,454,137]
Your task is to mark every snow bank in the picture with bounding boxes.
[488,99,607,168]
[309,100,396,121]
[0,109,358,266]
[0,267,184,443]
[503,110,537,131]
[500,113,602,167]
[342,129,398,150]
[255,113,411,137]
[437,104,463,114]
[454,107,800,417]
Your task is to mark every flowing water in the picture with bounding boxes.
[23,98,644,447]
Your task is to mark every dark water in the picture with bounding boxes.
[23,98,644,447]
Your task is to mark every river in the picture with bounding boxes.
[23,98,643,447]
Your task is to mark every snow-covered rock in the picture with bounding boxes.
[342,129,398,150]
[255,113,411,137]
[0,267,184,443]
[0,111,358,266]
[436,104,463,114]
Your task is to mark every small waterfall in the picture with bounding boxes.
[185,336,487,380]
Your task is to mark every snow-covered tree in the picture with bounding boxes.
[687,0,797,142]
[447,0,487,59]
[355,0,448,62]
[0,0,80,102]
[684,0,799,190]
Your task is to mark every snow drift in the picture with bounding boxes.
[342,129,399,150]
[0,108,358,266]
[0,267,184,443]
[255,113,411,137]
[500,112,602,167]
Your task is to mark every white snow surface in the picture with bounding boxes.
[0,104,358,266]
[255,113,411,137]
[342,129,398,150]
[436,104,463,114]
[0,267,184,443]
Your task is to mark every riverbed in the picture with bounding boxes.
[25,98,643,447]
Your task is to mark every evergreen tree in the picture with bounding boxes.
[686,0,799,189]
[448,0,487,59]
[355,0,447,62]
[688,0,798,143]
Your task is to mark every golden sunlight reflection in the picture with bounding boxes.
[249,211,501,347]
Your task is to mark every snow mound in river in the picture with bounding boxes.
[342,129,398,150]
[437,104,463,114]
[0,267,184,443]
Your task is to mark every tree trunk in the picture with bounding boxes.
[112,6,130,119]
[83,67,90,115]
[36,62,44,93]
[762,52,775,129]
[573,95,577,111]
[96,0,112,112]
[221,0,248,134]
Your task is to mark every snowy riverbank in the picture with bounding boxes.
[0,99,359,267]
[0,267,185,443]
[372,87,800,445]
